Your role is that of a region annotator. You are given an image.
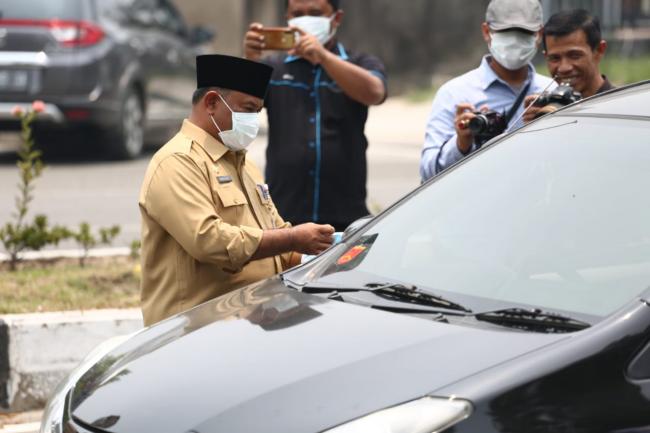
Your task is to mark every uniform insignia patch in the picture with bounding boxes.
[256,183,271,200]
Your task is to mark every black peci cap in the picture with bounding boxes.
[196,54,274,99]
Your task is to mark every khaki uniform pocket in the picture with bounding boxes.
[213,183,247,223]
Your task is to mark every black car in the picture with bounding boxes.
[0,0,212,159]
[41,81,650,433]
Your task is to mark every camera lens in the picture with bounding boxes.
[469,115,488,134]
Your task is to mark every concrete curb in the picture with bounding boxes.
[0,247,131,262]
[0,309,143,413]
[0,410,41,433]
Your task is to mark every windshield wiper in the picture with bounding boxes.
[474,308,590,333]
[299,281,472,313]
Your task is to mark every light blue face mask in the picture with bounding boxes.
[288,14,337,45]
[210,93,259,152]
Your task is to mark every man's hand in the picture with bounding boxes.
[523,94,542,122]
[288,27,329,65]
[244,22,265,61]
[523,94,558,122]
[290,223,335,255]
[454,103,479,154]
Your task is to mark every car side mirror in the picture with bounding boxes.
[189,26,215,46]
[342,215,373,240]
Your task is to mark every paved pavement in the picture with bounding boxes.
[0,97,432,249]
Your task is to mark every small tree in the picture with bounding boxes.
[0,102,71,270]
[73,223,121,267]
[129,239,141,261]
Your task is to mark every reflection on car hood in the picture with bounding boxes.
[70,278,567,433]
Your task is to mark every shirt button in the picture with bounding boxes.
[309,169,315,176]
[308,141,315,148]
[309,117,315,123]
[309,91,316,98]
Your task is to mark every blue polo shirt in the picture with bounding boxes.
[420,56,555,181]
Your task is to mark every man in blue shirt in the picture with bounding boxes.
[420,0,555,181]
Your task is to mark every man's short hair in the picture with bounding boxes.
[192,87,230,105]
[285,0,340,11]
[543,9,602,51]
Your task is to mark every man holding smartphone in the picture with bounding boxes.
[244,0,387,232]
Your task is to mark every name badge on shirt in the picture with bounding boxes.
[256,183,271,202]
[217,175,232,184]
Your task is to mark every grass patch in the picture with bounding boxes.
[0,256,141,314]
[601,56,650,85]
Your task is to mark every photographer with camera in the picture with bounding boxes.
[420,0,554,181]
[523,9,613,122]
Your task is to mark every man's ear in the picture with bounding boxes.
[204,90,220,112]
[481,22,492,45]
[332,10,344,28]
[594,39,607,62]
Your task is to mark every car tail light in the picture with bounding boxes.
[64,109,91,120]
[0,19,105,47]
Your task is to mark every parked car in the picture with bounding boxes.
[0,0,213,159]
[41,81,650,433]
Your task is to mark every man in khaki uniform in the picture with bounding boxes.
[139,54,334,326]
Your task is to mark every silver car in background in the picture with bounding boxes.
[0,0,212,159]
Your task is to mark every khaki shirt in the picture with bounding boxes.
[139,119,293,326]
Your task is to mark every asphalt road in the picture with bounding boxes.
[0,98,429,250]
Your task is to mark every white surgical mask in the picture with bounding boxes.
[489,31,538,71]
[288,14,337,45]
[210,94,259,152]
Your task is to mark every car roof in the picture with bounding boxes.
[557,79,650,120]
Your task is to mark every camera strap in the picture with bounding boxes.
[505,81,532,124]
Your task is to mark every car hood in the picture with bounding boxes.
[70,278,568,433]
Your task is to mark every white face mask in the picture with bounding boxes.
[210,93,259,152]
[489,31,538,71]
[288,14,337,45]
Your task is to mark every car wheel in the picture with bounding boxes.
[109,88,144,160]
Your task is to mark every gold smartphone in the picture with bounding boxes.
[259,27,295,51]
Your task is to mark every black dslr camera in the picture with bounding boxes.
[533,83,582,113]
[469,110,507,147]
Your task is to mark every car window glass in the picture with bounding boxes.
[323,116,650,318]
[0,0,83,20]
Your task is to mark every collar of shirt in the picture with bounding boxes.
[180,119,230,163]
[597,75,614,94]
[284,41,349,63]
[477,55,537,93]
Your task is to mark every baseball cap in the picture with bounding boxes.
[486,0,543,32]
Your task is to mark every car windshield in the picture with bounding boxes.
[0,0,84,20]
[317,114,650,319]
